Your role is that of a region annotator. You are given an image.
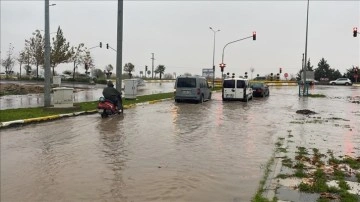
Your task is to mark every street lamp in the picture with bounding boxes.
[210,27,220,90]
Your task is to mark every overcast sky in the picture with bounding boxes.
[1,0,359,78]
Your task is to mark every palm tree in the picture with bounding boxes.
[124,63,135,78]
[155,64,166,80]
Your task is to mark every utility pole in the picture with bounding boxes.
[151,53,155,79]
[303,0,310,95]
[44,0,51,107]
[116,0,123,91]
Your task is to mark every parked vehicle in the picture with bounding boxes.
[222,78,253,102]
[174,75,212,103]
[97,97,123,118]
[251,82,270,97]
[329,78,352,85]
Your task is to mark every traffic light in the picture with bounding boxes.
[280,68,282,73]
[99,42,102,48]
[145,65,148,72]
[353,27,358,37]
[244,72,248,79]
[106,43,109,49]
[219,63,226,72]
[252,31,256,40]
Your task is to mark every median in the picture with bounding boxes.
[0,92,174,129]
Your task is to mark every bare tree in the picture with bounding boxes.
[250,67,255,79]
[71,43,85,79]
[1,43,16,78]
[82,51,94,76]
[25,30,44,78]
[17,51,27,78]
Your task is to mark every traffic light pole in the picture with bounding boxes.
[221,35,253,65]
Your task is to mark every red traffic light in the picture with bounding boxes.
[219,63,226,72]
[252,31,256,40]
[354,27,358,37]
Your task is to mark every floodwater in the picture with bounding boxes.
[1,85,359,201]
[0,81,175,110]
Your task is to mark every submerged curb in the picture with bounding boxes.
[0,98,173,129]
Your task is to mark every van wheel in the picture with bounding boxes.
[199,95,204,103]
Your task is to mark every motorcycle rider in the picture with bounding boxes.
[102,80,122,112]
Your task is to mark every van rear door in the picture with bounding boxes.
[223,80,236,99]
[235,80,246,99]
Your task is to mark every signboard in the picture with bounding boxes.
[301,71,315,80]
[202,68,214,78]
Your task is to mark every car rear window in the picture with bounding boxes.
[251,83,263,88]
[177,78,196,88]
[223,80,235,88]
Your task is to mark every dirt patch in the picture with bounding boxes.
[296,109,316,115]
[0,83,44,96]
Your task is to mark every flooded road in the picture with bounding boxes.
[1,86,359,201]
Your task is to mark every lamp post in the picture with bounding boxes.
[43,0,55,107]
[209,27,220,90]
[303,0,310,96]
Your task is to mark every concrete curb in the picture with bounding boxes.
[0,98,173,129]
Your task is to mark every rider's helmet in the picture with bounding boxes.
[107,80,114,87]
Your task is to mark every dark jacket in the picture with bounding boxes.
[102,86,121,101]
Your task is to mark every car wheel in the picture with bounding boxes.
[198,95,204,104]
[331,83,335,85]
[345,82,349,86]
[262,92,266,97]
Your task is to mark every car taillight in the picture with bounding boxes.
[197,88,200,95]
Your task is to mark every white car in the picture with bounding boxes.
[329,78,352,86]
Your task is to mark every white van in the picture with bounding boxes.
[222,78,253,102]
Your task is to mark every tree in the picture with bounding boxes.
[71,43,85,79]
[23,65,32,76]
[17,50,27,78]
[83,51,94,75]
[296,58,313,80]
[1,43,16,78]
[93,68,105,79]
[184,72,192,76]
[50,26,73,76]
[343,66,358,82]
[163,73,173,79]
[124,63,135,78]
[250,67,255,79]
[25,30,44,78]
[105,64,113,79]
[155,64,166,80]
[314,58,341,81]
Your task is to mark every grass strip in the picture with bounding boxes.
[0,92,174,122]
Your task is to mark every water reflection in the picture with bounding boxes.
[98,116,128,201]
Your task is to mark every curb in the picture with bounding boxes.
[0,98,173,129]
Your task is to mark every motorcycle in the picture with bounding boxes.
[97,97,123,118]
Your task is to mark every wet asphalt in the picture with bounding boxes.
[1,85,359,201]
